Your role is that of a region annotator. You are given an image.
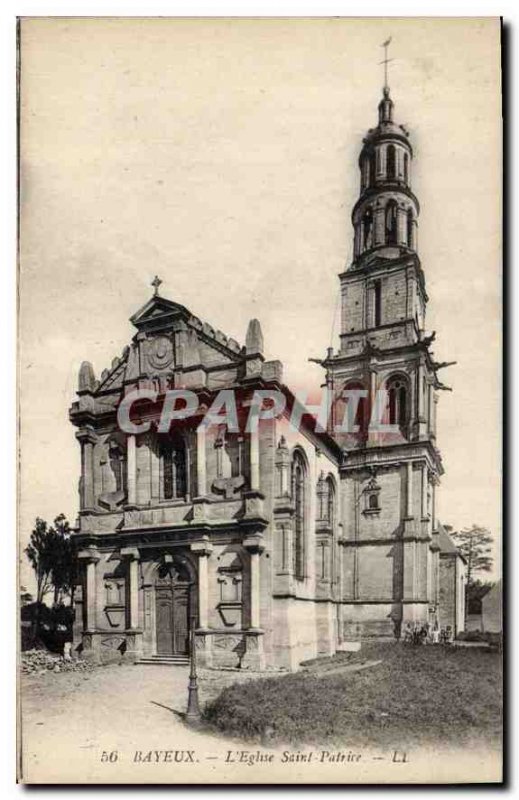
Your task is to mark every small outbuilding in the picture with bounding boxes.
[438,523,467,636]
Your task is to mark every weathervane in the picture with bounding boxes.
[380,37,394,92]
[151,275,162,297]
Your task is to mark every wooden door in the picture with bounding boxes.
[156,587,174,655]
[155,566,191,655]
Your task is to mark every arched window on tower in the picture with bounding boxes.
[362,208,373,251]
[291,450,307,580]
[387,375,408,431]
[374,279,382,327]
[159,433,187,500]
[403,152,409,184]
[342,380,369,436]
[386,145,396,180]
[407,209,414,248]
[369,151,376,186]
[385,201,398,245]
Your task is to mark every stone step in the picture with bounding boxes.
[138,655,190,666]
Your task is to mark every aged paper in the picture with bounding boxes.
[18,17,502,784]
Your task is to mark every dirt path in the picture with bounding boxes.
[20,662,268,783]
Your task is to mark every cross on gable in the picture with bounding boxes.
[151,275,162,296]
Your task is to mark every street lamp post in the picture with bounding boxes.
[185,612,201,724]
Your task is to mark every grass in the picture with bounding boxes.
[202,642,502,750]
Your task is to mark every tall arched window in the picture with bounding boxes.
[374,279,382,327]
[362,208,373,250]
[403,152,409,183]
[343,380,368,435]
[385,201,398,245]
[407,209,414,248]
[387,375,408,430]
[291,450,307,580]
[386,145,396,179]
[160,434,187,500]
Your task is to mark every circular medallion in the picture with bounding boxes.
[148,335,174,370]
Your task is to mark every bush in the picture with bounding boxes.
[20,602,73,653]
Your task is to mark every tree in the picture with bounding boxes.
[25,517,56,607]
[466,578,495,615]
[48,514,77,607]
[451,524,494,586]
[25,515,76,622]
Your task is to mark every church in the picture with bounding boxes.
[70,76,460,671]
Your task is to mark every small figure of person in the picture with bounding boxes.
[412,623,423,645]
[404,622,413,644]
[431,622,440,644]
[445,625,454,645]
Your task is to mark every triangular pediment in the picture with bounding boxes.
[130,295,191,329]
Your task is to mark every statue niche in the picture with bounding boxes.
[216,551,243,628]
[98,436,127,511]
[211,431,245,499]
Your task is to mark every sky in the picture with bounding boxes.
[18,17,502,590]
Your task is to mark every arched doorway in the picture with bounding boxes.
[155,561,192,655]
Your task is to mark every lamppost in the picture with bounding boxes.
[185,612,201,724]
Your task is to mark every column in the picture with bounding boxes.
[250,427,260,491]
[374,205,385,246]
[421,464,428,519]
[368,370,377,443]
[369,370,377,407]
[417,363,427,437]
[127,434,137,506]
[243,536,265,630]
[276,437,290,496]
[121,547,140,630]
[397,205,407,245]
[432,393,438,438]
[353,223,360,258]
[191,537,213,629]
[196,425,207,497]
[78,548,100,631]
[406,461,413,518]
[76,429,97,510]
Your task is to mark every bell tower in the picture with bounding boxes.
[324,64,453,639]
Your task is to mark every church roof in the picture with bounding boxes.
[437,522,466,561]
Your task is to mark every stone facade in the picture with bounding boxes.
[70,83,462,670]
[70,290,343,670]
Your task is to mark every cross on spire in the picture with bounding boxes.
[151,275,162,297]
[380,37,394,92]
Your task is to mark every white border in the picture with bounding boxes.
[1,3,513,798]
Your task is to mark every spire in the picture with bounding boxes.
[349,47,419,270]
[78,361,96,393]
